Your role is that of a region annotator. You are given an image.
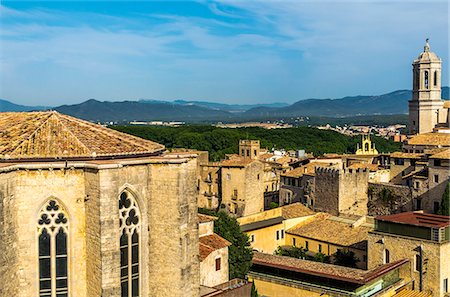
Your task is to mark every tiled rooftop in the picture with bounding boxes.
[347,163,379,171]
[407,132,450,146]
[390,152,423,159]
[198,214,217,224]
[252,252,408,285]
[429,148,450,160]
[376,211,450,228]
[199,234,231,261]
[0,111,164,160]
[286,214,371,248]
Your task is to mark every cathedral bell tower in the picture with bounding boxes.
[408,39,443,134]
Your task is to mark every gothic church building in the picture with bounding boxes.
[0,112,200,297]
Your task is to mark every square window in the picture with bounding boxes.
[215,258,221,271]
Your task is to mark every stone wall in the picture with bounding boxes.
[338,168,369,216]
[368,231,447,296]
[0,156,200,297]
[313,167,340,215]
[0,171,18,297]
[367,182,414,216]
[200,247,229,287]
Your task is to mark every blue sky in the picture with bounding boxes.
[0,1,448,106]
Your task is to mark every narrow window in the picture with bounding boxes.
[38,199,69,297]
[384,249,390,264]
[292,238,296,247]
[246,150,250,157]
[253,150,257,157]
[276,230,280,240]
[434,202,440,214]
[434,71,438,86]
[119,191,141,297]
[415,254,422,272]
[250,234,255,243]
[434,175,439,183]
[318,244,322,253]
[424,71,429,89]
[215,258,221,271]
[444,278,448,293]
[305,241,309,250]
[281,230,284,239]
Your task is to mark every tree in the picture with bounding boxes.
[250,282,259,297]
[274,246,306,259]
[213,211,253,279]
[438,182,450,216]
[333,249,359,268]
[313,252,331,263]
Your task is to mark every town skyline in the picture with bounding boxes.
[1,1,448,106]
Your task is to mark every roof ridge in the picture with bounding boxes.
[58,113,162,152]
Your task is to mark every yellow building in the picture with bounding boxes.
[249,252,411,297]
[356,134,379,155]
[237,203,316,254]
[286,214,372,269]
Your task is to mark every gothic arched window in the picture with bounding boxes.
[119,191,141,297]
[37,199,69,297]
[424,71,429,89]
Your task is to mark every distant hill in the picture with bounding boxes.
[55,99,233,122]
[0,99,49,112]
[244,87,449,118]
[244,90,411,117]
[139,99,289,113]
[3,87,448,122]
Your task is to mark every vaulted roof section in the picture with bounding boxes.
[0,111,165,161]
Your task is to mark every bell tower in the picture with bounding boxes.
[409,39,443,134]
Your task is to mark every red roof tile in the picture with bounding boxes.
[376,212,450,228]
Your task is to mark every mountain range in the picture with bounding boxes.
[1,87,448,122]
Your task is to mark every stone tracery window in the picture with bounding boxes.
[119,191,141,297]
[38,199,69,297]
[424,71,429,89]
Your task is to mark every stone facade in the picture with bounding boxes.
[368,231,449,297]
[313,167,369,216]
[368,182,414,216]
[0,156,200,297]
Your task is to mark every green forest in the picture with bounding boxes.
[112,125,402,161]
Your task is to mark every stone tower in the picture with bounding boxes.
[239,139,260,159]
[409,39,444,134]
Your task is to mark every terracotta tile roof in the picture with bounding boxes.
[258,153,274,161]
[376,211,450,228]
[252,252,408,285]
[198,214,217,223]
[407,133,450,146]
[347,163,379,171]
[390,152,423,159]
[286,214,371,248]
[281,203,315,219]
[283,162,334,178]
[220,157,255,167]
[429,149,450,159]
[0,111,164,160]
[199,233,231,261]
